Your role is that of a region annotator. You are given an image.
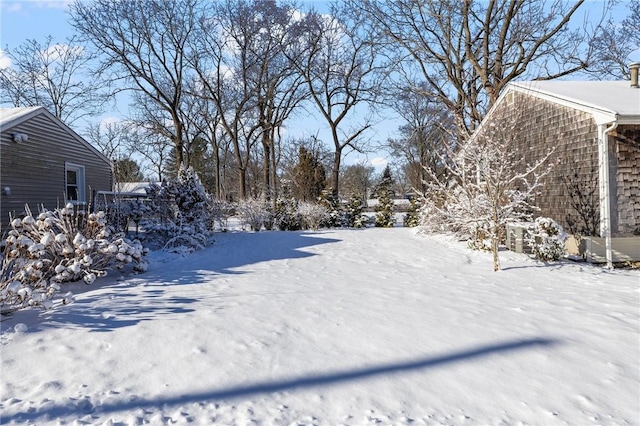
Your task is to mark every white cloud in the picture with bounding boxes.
[370,157,388,169]
[0,49,12,69]
[33,0,72,10]
[99,116,121,128]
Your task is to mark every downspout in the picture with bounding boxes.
[598,120,618,269]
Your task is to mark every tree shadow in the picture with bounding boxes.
[142,230,341,284]
[1,337,559,423]
[1,231,340,333]
[500,259,585,271]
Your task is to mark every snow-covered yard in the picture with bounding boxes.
[1,227,638,425]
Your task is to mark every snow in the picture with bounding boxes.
[1,227,638,425]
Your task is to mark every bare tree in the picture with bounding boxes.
[85,121,131,160]
[70,0,198,168]
[126,128,172,183]
[422,105,555,271]
[188,0,264,199]
[0,35,108,126]
[589,0,640,79]
[355,0,609,136]
[181,82,228,199]
[287,5,385,197]
[387,85,456,193]
[249,0,309,203]
[340,164,375,202]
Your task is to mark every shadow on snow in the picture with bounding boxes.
[0,231,340,333]
[2,337,559,423]
[144,230,341,282]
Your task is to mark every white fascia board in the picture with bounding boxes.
[509,84,618,125]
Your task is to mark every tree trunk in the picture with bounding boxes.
[238,167,247,199]
[262,135,272,200]
[331,150,341,198]
[492,208,501,271]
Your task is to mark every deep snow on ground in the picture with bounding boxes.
[0,227,638,426]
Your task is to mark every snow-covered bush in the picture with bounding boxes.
[142,168,213,251]
[298,202,329,230]
[98,197,149,235]
[525,217,568,261]
[344,196,367,228]
[417,194,450,234]
[209,198,235,231]
[274,195,301,231]
[318,189,344,228]
[374,191,395,228]
[403,197,421,227]
[236,199,271,231]
[467,224,493,251]
[0,204,147,311]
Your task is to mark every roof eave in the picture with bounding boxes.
[0,106,45,130]
[615,115,640,125]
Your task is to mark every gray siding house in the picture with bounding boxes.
[475,65,640,265]
[0,106,112,234]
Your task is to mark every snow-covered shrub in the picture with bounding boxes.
[236,199,271,231]
[298,202,329,230]
[374,191,395,228]
[142,168,213,251]
[417,194,450,234]
[318,190,344,228]
[467,224,493,251]
[98,197,149,235]
[525,217,568,261]
[209,198,235,231]
[274,196,301,231]
[419,186,495,249]
[262,205,275,231]
[0,204,147,311]
[344,196,367,228]
[403,197,421,227]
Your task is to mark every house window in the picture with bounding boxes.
[65,163,86,205]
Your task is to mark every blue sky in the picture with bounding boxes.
[0,0,391,168]
[0,0,637,172]
[0,1,72,54]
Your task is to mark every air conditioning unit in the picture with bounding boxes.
[506,222,533,253]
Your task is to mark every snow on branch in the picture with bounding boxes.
[419,104,556,271]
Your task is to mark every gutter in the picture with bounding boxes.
[598,120,618,269]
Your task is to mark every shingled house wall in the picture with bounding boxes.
[485,90,639,238]
[487,91,600,234]
[613,125,640,235]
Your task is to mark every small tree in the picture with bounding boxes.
[143,168,213,251]
[274,181,301,231]
[292,146,327,202]
[403,196,420,227]
[374,190,395,228]
[373,166,395,227]
[298,202,329,231]
[318,189,343,228]
[421,109,554,271]
[344,195,367,228]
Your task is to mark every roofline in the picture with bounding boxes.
[0,106,112,166]
[0,106,44,130]
[507,82,622,125]
[616,115,640,125]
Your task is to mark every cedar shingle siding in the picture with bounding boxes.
[0,108,112,234]
[491,91,639,237]
[614,125,640,235]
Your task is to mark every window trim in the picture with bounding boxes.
[65,162,86,205]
